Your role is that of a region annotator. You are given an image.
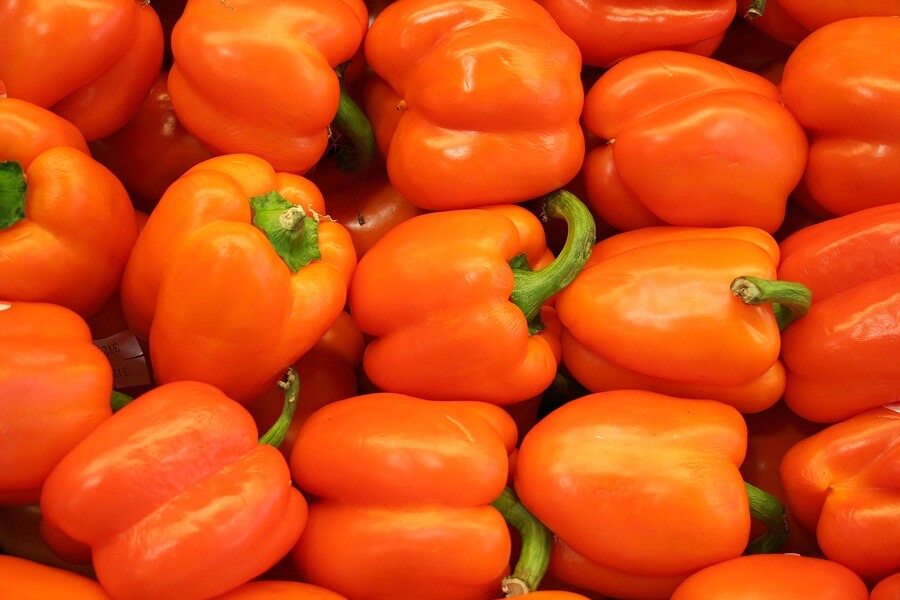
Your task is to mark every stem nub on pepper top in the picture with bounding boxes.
[510,190,596,333]
[731,276,812,331]
[258,367,299,448]
[250,191,322,273]
[492,486,553,596]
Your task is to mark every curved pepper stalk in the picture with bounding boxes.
[745,481,790,554]
[250,192,322,273]
[510,190,597,332]
[258,367,299,448]
[331,64,377,174]
[731,276,812,330]
[491,486,554,596]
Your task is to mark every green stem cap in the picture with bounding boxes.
[510,190,596,331]
[331,67,376,174]
[744,481,790,554]
[110,390,135,413]
[250,191,321,272]
[0,161,27,231]
[258,367,299,447]
[745,0,766,19]
[731,276,812,331]
[491,486,553,596]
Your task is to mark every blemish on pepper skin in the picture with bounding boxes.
[444,414,475,443]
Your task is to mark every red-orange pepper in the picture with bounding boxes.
[0,554,111,599]
[780,404,900,583]
[119,154,356,403]
[556,226,811,413]
[514,389,788,600]
[306,155,428,258]
[168,0,374,174]
[40,376,307,600]
[348,191,595,405]
[88,71,215,213]
[0,301,113,505]
[739,0,900,46]
[211,580,350,599]
[871,572,900,600]
[581,50,808,233]
[779,17,900,217]
[777,203,900,422]
[362,0,585,210]
[290,393,550,599]
[0,0,164,141]
[0,98,140,318]
[535,0,736,68]
[669,554,869,599]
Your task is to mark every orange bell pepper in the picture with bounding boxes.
[669,554,869,599]
[211,580,349,599]
[348,191,595,405]
[581,50,808,233]
[780,403,900,584]
[0,0,164,141]
[777,203,900,422]
[871,572,900,600]
[0,98,140,318]
[88,71,215,213]
[362,0,585,210]
[535,0,735,68]
[779,17,900,217]
[0,301,113,505]
[168,0,375,174]
[514,390,788,600]
[290,392,553,599]
[739,0,900,46]
[0,554,111,599]
[119,154,356,404]
[40,374,307,600]
[556,226,811,414]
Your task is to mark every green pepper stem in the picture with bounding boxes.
[110,390,135,413]
[331,68,376,174]
[744,481,789,555]
[731,276,812,331]
[0,161,27,231]
[510,190,596,327]
[491,486,553,596]
[250,191,322,272]
[258,367,299,447]
[744,0,766,19]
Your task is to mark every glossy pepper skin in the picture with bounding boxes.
[669,554,869,600]
[0,301,113,506]
[290,393,518,600]
[514,390,781,600]
[780,404,900,583]
[535,0,736,68]
[779,17,900,217]
[119,154,356,404]
[348,192,595,405]
[582,50,807,233]
[556,226,803,414]
[0,98,140,318]
[739,0,900,46]
[363,0,585,210]
[0,0,163,141]
[212,580,349,599]
[168,0,371,174]
[0,554,112,600]
[777,203,900,422]
[40,379,307,600]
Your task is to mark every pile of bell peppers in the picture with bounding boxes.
[1,1,898,599]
